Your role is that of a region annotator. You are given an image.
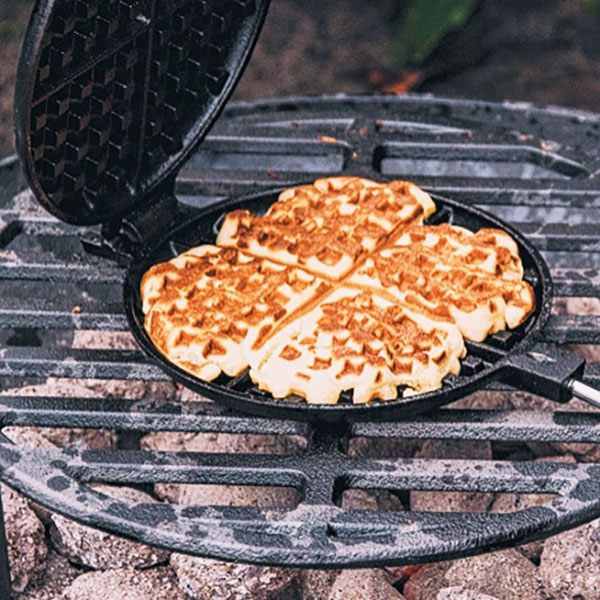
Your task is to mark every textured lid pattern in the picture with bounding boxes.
[15,0,270,224]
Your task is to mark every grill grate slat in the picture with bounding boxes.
[1,95,600,566]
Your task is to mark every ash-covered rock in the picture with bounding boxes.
[2,484,47,594]
[348,436,422,459]
[49,484,170,570]
[340,488,404,510]
[405,550,545,600]
[300,569,341,600]
[403,563,452,600]
[14,550,83,600]
[62,566,186,600]
[328,569,405,599]
[540,517,600,599]
[435,588,500,600]
[449,390,513,410]
[170,554,301,600]
[410,440,494,513]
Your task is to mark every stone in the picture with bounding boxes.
[348,436,422,459]
[142,431,305,508]
[403,563,452,600]
[1,378,173,453]
[490,454,577,561]
[410,441,494,513]
[1,427,56,449]
[540,518,600,599]
[300,569,340,600]
[49,484,170,569]
[449,390,513,410]
[508,390,598,415]
[508,388,600,461]
[174,382,211,403]
[435,588,500,600]
[327,569,405,600]
[341,488,404,511]
[170,553,301,599]
[15,550,82,600]
[2,484,47,593]
[63,567,186,600]
[439,550,545,600]
[404,550,545,600]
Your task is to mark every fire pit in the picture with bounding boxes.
[1,94,600,594]
[1,0,600,596]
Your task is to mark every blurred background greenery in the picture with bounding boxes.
[377,0,479,66]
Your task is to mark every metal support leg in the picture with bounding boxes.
[0,488,11,599]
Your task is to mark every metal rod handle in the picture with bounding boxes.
[567,379,600,409]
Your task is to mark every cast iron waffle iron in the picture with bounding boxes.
[14,0,600,422]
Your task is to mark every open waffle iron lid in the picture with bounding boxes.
[14,0,270,225]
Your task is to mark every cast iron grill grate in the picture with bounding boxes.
[0,96,600,570]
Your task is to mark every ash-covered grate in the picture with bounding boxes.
[0,95,600,578]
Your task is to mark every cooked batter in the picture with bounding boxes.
[140,177,534,404]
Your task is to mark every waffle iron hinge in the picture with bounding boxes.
[81,177,189,266]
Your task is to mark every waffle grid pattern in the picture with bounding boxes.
[22,0,263,223]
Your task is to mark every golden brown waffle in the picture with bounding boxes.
[253,287,464,404]
[216,176,435,279]
[141,177,535,404]
[350,224,535,341]
[141,245,331,380]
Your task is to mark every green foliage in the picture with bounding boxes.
[584,0,600,18]
[382,0,479,66]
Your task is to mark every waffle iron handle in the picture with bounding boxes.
[501,343,598,406]
[567,380,600,409]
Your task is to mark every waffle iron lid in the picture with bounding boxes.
[14,0,270,225]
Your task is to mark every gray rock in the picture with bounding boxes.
[170,553,301,599]
[540,518,600,599]
[328,569,405,600]
[404,550,545,600]
[449,390,513,410]
[142,431,305,508]
[348,436,422,459]
[49,484,170,569]
[2,484,47,593]
[300,569,341,600]
[403,563,452,600]
[63,567,186,600]
[341,488,404,511]
[440,550,545,600]
[14,550,82,600]
[1,427,56,449]
[436,588,500,600]
[410,440,494,513]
